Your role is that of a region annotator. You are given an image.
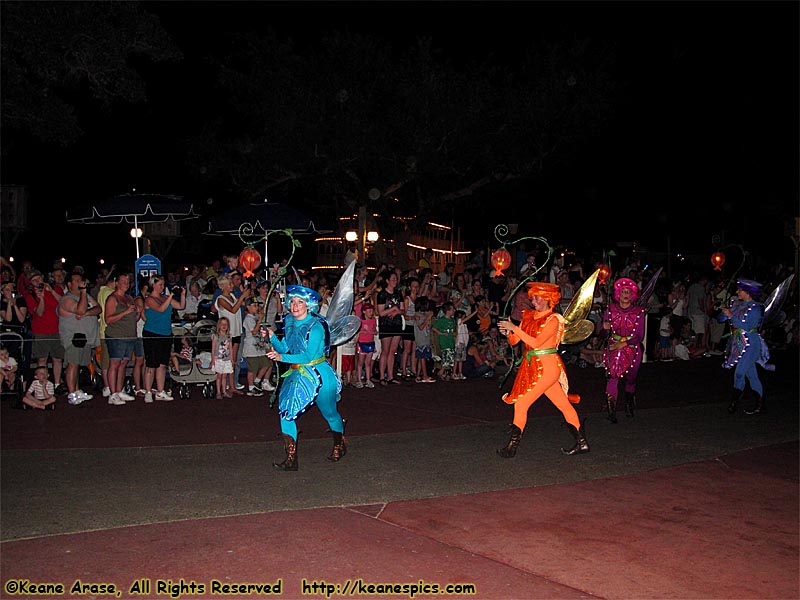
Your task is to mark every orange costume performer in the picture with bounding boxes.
[497,282,589,457]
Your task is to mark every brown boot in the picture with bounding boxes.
[497,425,523,458]
[273,434,298,471]
[327,430,347,462]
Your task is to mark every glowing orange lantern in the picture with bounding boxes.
[490,248,512,276]
[239,246,262,278]
[598,264,612,285]
[710,251,725,271]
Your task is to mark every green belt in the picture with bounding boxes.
[525,347,558,363]
[281,356,327,380]
[612,334,631,342]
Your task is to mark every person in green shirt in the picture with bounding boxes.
[432,301,456,381]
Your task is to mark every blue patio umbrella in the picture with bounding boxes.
[205,200,330,268]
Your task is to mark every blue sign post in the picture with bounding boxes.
[134,254,161,296]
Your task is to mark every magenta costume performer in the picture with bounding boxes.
[600,277,646,423]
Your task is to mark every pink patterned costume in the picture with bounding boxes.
[600,278,646,421]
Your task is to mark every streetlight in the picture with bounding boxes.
[130,227,143,259]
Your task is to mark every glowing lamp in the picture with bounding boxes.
[239,246,262,278]
[598,264,612,285]
[711,251,725,271]
[490,248,512,276]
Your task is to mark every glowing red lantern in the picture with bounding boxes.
[598,264,612,285]
[490,248,512,277]
[239,246,262,278]
[710,251,725,271]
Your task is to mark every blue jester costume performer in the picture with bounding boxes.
[267,285,345,471]
[718,279,771,415]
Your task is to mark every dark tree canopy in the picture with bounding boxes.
[1,1,181,147]
[182,29,618,233]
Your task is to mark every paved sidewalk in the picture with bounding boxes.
[1,352,797,599]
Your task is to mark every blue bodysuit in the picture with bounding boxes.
[269,313,343,440]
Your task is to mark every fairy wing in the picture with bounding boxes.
[762,274,795,329]
[634,267,663,308]
[326,260,362,346]
[561,268,599,345]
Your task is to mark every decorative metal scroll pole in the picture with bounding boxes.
[238,223,302,408]
[710,243,748,305]
[491,224,554,389]
[493,224,554,319]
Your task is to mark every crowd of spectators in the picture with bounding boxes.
[0,248,796,408]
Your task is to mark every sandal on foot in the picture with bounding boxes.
[388,378,401,385]
[379,379,388,387]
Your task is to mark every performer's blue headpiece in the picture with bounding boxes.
[284,285,321,313]
[736,278,763,298]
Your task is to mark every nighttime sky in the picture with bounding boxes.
[2,1,798,269]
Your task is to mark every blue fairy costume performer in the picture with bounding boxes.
[265,261,361,471]
[718,278,771,415]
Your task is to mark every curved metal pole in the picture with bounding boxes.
[237,224,301,407]
[493,223,554,319]
[717,243,748,302]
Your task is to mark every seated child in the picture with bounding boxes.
[0,345,20,396]
[23,366,56,410]
[170,335,196,375]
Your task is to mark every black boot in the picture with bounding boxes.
[562,421,590,455]
[624,391,635,418]
[744,392,766,415]
[273,434,298,471]
[606,394,618,424]
[497,424,523,458]
[727,388,743,414]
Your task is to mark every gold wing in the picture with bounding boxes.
[561,268,599,345]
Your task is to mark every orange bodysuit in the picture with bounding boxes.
[503,308,581,431]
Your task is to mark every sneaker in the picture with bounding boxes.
[102,386,111,397]
[353,381,364,389]
[234,382,246,390]
[67,391,88,405]
[108,393,126,406]
[117,391,135,402]
[155,391,173,401]
[247,386,263,397]
[144,392,154,404]
[77,390,93,401]
[55,383,68,396]
[365,380,375,388]
[261,380,275,391]
[135,388,147,397]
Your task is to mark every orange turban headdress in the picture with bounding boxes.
[526,282,561,307]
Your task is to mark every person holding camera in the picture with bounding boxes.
[57,272,102,405]
[22,270,66,395]
[142,275,186,402]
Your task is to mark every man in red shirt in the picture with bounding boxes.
[22,270,66,394]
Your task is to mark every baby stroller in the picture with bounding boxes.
[0,331,26,405]
[169,324,217,399]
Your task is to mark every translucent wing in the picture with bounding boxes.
[326,261,356,326]
[329,315,362,346]
[635,267,663,308]
[326,260,361,346]
[763,274,794,329]
[561,268,599,345]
